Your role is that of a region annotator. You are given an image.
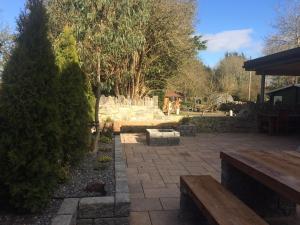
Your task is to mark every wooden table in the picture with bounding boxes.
[220,150,300,218]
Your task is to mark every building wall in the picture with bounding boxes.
[270,87,299,105]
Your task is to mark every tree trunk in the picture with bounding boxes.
[115,71,120,96]
[135,50,144,97]
[93,54,101,152]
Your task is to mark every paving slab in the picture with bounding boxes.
[131,198,162,211]
[122,133,300,225]
[160,198,180,210]
[130,212,152,225]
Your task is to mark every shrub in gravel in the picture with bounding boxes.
[97,156,112,163]
[99,135,113,144]
[0,0,62,212]
[54,26,91,166]
[98,147,112,152]
[95,156,112,170]
[180,116,193,125]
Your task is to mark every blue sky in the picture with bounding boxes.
[0,0,279,67]
[196,0,278,67]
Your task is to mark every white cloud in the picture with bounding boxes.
[203,29,254,52]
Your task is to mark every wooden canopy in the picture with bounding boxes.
[244,47,300,76]
[266,84,300,95]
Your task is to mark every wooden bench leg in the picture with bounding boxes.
[221,160,296,218]
[179,179,208,224]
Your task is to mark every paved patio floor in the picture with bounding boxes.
[121,133,300,225]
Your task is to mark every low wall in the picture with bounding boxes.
[189,116,257,133]
[113,121,179,133]
[100,95,166,122]
[113,116,256,134]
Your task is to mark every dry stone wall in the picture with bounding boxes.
[190,116,257,133]
[99,95,166,122]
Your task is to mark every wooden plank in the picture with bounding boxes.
[181,175,269,225]
[220,151,300,203]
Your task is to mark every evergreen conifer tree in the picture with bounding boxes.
[55,26,90,165]
[0,0,62,212]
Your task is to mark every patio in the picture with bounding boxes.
[121,133,300,225]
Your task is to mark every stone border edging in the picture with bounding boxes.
[51,135,130,225]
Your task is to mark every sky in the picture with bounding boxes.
[196,0,278,67]
[0,0,279,67]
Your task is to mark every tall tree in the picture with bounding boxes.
[48,0,117,151]
[48,0,139,150]
[214,53,260,101]
[264,0,300,87]
[47,0,204,150]
[167,59,210,99]
[54,26,90,166]
[0,0,62,212]
[107,0,150,98]
[0,25,13,76]
[47,0,204,98]
[135,0,204,97]
[264,0,300,54]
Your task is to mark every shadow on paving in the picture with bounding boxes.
[121,133,300,225]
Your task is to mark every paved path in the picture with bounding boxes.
[121,133,300,225]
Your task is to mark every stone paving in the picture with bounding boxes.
[121,133,300,225]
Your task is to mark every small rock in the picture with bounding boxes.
[84,182,106,195]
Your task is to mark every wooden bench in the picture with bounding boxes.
[221,150,299,217]
[180,175,269,225]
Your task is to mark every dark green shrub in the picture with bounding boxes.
[101,127,114,139]
[180,116,193,125]
[0,0,62,212]
[99,135,113,144]
[101,118,114,139]
[55,26,90,165]
[94,156,112,170]
[98,147,112,152]
[97,156,112,163]
[219,102,245,114]
[181,101,193,111]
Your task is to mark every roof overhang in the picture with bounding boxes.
[244,47,300,76]
[266,84,300,95]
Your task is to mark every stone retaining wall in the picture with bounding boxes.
[179,124,197,136]
[100,95,166,122]
[51,136,130,225]
[113,116,256,134]
[190,116,257,133]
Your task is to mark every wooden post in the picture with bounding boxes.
[260,75,266,104]
[248,71,252,101]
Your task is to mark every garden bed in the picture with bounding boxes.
[0,135,121,225]
[0,199,63,225]
[54,140,115,198]
[53,135,130,225]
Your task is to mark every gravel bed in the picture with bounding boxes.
[0,138,115,225]
[54,140,115,198]
[0,199,62,225]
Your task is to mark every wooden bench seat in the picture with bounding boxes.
[180,175,269,225]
